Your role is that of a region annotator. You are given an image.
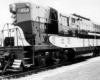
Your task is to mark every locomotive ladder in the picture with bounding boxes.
[7,59,22,71]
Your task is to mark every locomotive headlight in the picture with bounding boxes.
[9,4,16,14]
[25,3,30,7]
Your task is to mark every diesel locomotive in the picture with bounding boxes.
[0,2,100,73]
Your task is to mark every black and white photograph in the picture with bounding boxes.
[0,0,100,80]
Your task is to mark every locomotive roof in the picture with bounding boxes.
[72,14,90,21]
[13,2,50,10]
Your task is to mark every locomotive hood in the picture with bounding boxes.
[1,24,30,47]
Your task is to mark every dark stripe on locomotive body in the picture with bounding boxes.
[15,20,97,56]
[15,20,100,45]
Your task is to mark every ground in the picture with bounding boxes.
[12,53,100,80]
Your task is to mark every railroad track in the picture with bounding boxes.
[0,54,92,80]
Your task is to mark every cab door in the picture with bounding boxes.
[47,8,58,34]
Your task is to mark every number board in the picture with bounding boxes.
[17,8,30,13]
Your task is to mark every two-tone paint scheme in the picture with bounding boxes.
[9,2,100,51]
[0,2,100,72]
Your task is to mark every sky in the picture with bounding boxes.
[0,0,100,29]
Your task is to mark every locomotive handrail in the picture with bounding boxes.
[0,27,18,32]
[34,16,59,23]
[0,27,24,47]
[17,28,24,46]
[38,16,59,23]
[0,23,10,48]
[2,23,12,30]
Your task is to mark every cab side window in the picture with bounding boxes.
[71,18,76,23]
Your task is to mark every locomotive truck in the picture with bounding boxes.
[0,2,100,73]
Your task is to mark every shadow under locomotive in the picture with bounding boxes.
[0,53,94,80]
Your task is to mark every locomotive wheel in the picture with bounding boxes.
[93,47,99,57]
[45,52,54,66]
[67,49,75,61]
[39,56,46,67]
[52,51,60,64]
[35,53,46,67]
[59,50,68,63]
